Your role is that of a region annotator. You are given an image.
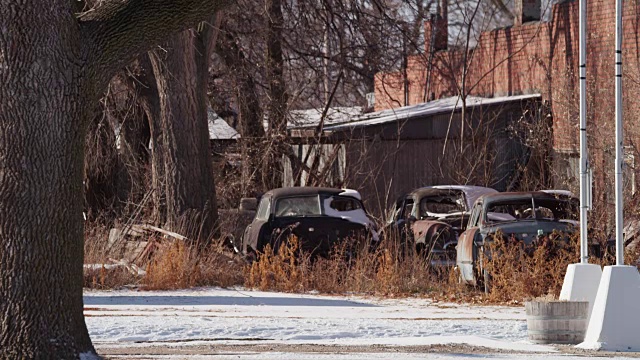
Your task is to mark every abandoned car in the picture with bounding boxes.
[456,191,578,287]
[386,185,498,265]
[241,187,379,258]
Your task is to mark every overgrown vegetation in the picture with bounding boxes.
[244,236,452,296]
[84,221,640,306]
[83,222,244,290]
[484,232,640,303]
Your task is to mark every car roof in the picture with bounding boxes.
[264,187,353,199]
[478,191,571,205]
[407,185,498,210]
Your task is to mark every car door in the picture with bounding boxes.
[457,201,482,284]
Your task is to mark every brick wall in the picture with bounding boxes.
[374,0,640,153]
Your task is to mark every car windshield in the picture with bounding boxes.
[274,196,322,217]
[485,197,577,224]
[419,190,465,218]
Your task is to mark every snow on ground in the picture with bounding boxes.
[83,287,632,358]
[85,288,531,347]
[105,354,640,360]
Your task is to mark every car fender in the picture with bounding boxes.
[411,220,450,246]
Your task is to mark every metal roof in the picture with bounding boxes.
[324,94,541,131]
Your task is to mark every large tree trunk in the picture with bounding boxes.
[149,30,219,240]
[0,0,231,357]
[0,4,94,357]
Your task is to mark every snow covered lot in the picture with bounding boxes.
[84,288,637,359]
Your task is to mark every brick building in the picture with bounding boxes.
[374,0,640,193]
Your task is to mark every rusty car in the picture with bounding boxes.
[386,185,498,266]
[456,191,578,291]
[240,187,379,259]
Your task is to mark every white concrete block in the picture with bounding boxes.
[577,265,640,351]
[559,263,602,323]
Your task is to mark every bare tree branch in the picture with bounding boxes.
[79,0,234,86]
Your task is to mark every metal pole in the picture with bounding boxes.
[578,0,589,264]
[614,0,624,265]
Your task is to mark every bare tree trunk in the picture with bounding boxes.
[0,0,231,356]
[0,7,93,358]
[149,30,219,240]
[265,0,289,190]
[215,27,265,195]
[136,54,167,225]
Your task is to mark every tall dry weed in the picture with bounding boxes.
[142,240,244,290]
[484,232,575,301]
[484,231,639,302]
[244,235,460,296]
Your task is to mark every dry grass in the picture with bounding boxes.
[142,240,244,290]
[484,231,640,303]
[84,265,141,290]
[83,220,244,290]
[483,232,577,302]
[83,221,142,290]
[244,235,469,298]
[85,217,639,305]
[84,221,112,264]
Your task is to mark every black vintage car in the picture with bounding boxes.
[241,187,379,258]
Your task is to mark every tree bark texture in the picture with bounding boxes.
[264,0,289,190]
[148,30,219,240]
[0,0,231,357]
[0,2,94,357]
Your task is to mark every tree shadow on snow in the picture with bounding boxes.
[83,295,378,307]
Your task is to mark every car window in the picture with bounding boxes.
[484,198,577,224]
[419,193,464,218]
[327,196,362,212]
[485,200,531,223]
[275,196,321,217]
[533,198,578,220]
[535,207,554,219]
[255,197,271,221]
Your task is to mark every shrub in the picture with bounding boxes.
[244,234,466,297]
